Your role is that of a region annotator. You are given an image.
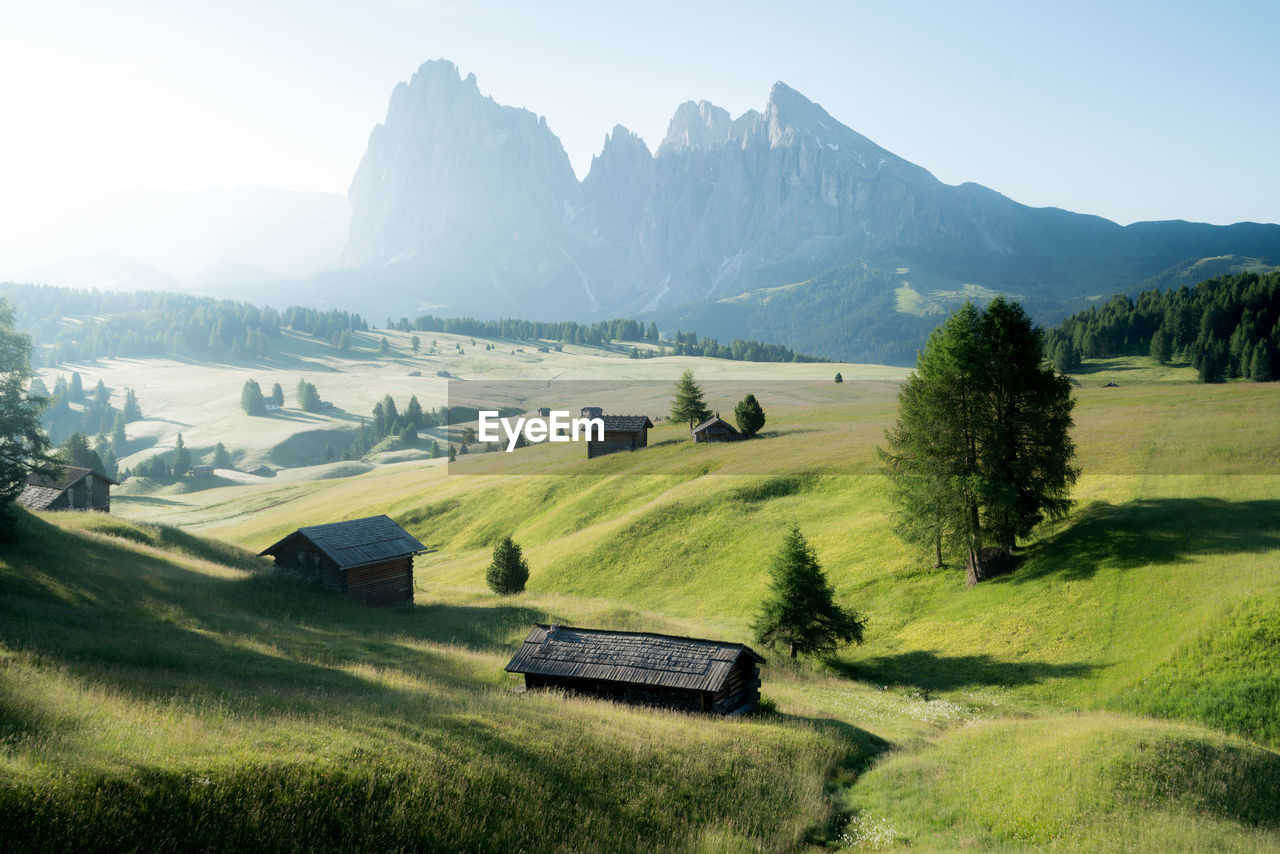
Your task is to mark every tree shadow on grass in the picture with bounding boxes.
[1011,498,1280,584]
[832,650,1097,692]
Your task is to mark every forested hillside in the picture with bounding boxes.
[1046,271,1280,382]
[0,284,367,365]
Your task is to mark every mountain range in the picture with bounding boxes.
[335,59,1280,360]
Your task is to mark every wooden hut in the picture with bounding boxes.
[17,466,117,512]
[258,515,427,607]
[580,405,604,419]
[506,624,764,715]
[691,414,742,443]
[586,414,654,459]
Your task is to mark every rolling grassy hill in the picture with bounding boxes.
[5,347,1280,850]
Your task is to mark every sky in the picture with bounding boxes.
[2,0,1278,227]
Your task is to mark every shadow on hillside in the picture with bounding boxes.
[1072,357,1148,374]
[0,512,553,716]
[834,650,1097,692]
[1012,498,1280,584]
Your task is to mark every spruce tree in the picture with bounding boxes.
[123,388,143,422]
[241,380,267,416]
[214,442,232,469]
[670,369,711,430]
[57,432,105,477]
[486,535,529,595]
[1252,341,1275,382]
[834,372,843,384]
[405,395,424,430]
[172,433,191,477]
[752,526,864,659]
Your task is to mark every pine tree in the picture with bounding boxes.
[1252,341,1275,382]
[241,380,267,416]
[733,394,766,438]
[486,535,529,595]
[92,380,109,407]
[295,379,321,412]
[69,371,84,402]
[405,395,424,430]
[379,336,390,356]
[752,526,864,659]
[111,412,128,451]
[57,432,105,477]
[123,388,143,422]
[214,442,232,469]
[447,444,456,462]
[270,383,285,406]
[411,335,421,353]
[430,440,441,458]
[172,433,191,477]
[834,372,843,384]
[1152,330,1172,363]
[670,369,711,430]
[880,299,1078,585]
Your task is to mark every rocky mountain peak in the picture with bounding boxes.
[658,100,733,154]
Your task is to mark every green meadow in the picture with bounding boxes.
[4,344,1280,851]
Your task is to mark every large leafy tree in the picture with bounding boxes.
[0,298,51,514]
[752,526,864,659]
[881,298,1078,585]
[733,393,766,438]
[670,369,711,430]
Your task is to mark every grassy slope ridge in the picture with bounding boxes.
[0,511,852,852]
[5,352,1280,850]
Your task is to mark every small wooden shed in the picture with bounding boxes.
[258,515,427,607]
[506,624,765,715]
[586,414,654,459]
[17,466,117,512]
[691,415,742,443]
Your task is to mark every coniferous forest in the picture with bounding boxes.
[1045,271,1280,382]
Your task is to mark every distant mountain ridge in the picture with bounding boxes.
[340,59,1280,356]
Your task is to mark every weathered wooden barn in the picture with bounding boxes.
[586,414,654,459]
[17,466,117,512]
[258,515,427,607]
[691,414,742,443]
[506,624,765,715]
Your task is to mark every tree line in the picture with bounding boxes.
[397,314,824,363]
[1044,270,1280,382]
[0,284,368,365]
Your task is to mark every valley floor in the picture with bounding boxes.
[4,353,1280,851]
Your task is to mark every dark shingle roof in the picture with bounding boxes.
[597,415,653,433]
[259,514,427,568]
[691,416,739,434]
[17,466,118,509]
[506,624,764,692]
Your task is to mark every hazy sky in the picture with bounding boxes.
[3,0,1278,226]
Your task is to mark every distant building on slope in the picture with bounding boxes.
[691,414,742,443]
[258,514,428,607]
[17,466,117,513]
[586,414,654,459]
[505,624,764,715]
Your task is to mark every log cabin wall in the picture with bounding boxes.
[341,557,414,607]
